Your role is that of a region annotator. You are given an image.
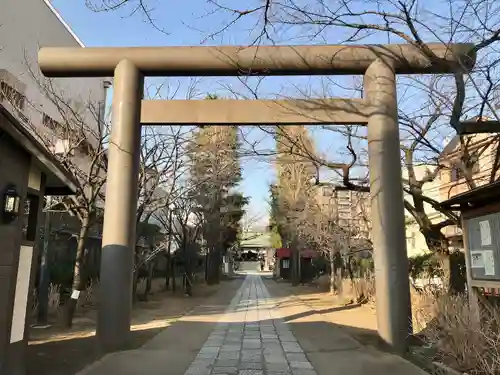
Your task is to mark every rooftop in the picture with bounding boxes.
[42,0,85,47]
[0,104,78,195]
[440,180,500,211]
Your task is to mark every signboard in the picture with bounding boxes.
[466,213,500,281]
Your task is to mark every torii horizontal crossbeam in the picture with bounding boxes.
[38,43,475,77]
[140,98,369,125]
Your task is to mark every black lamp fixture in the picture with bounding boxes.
[2,184,21,224]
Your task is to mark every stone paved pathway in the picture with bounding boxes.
[184,274,316,375]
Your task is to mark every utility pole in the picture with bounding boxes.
[165,208,173,289]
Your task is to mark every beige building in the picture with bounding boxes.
[439,131,498,244]
[315,183,371,240]
[275,125,316,183]
[403,126,497,257]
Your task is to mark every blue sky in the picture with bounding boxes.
[49,0,466,227]
[49,0,360,226]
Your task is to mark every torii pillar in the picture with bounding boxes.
[38,43,475,354]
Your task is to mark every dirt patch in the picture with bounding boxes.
[264,278,385,349]
[27,278,239,375]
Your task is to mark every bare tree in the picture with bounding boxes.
[73,0,500,294]
[189,124,242,284]
[132,125,192,299]
[273,136,319,285]
[1,68,109,326]
[153,179,205,296]
[295,205,344,293]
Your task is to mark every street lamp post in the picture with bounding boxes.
[165,206,174,290]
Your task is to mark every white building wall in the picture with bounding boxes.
[0,0,107,170]
[402,164,444,257]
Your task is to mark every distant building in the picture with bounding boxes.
[403,118,498,256]
[439,128,499,248]
[402,163,444,257]
[315,182,371,240]
[0,0,108,172]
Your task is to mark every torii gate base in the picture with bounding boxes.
[39,43,475,355]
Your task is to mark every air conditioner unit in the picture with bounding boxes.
[51,139,72,155]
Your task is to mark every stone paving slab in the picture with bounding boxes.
[183,275,316,375]
[262,279,429,375]
[76,274,429,375]
[75,278,244,375]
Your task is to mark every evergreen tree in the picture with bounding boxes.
[189,95,243,283]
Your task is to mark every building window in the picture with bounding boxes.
[52,138,74,156]
[338,193,350,202]
[467,153,480,174]
[450,167,461,182]
[451,153,480,181]
[0,81,25,110]
[339,211,349,219]
[42,113,64,135]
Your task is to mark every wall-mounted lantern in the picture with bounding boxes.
[2,184,21,224]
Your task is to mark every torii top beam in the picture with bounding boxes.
[38,43,475,78]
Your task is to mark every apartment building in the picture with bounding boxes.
[0,0,108,173]
[315,183,371,240]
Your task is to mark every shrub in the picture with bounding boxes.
[408,253,442,282]
[414,291,500,375]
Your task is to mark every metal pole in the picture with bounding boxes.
[36,210,51,326]
[97,59,143,352]
[365,58,412,353]
[165,208,173,289]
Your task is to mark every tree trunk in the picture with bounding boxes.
[291,247,300,286]
[165,252,171,290]
[185,257,193,296]
[437,252,466,294]
[132,249,140,303]
[146,260,153,293]
[63,217,89,328]
[206,246,221,285]
[335,253,344,295]
[141,259,153,301]
[171,260,176,293]
[424,228,466,294]
[329,250,335,295]
[204,253,209,283]
[37,212,51,326]
[212,249,221,284]
[206,250,214,285]
[335,267,343,297]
